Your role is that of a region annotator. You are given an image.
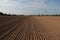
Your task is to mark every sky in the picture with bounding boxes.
[0,0,60,15]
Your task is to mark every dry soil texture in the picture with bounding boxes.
[0,16,60,40]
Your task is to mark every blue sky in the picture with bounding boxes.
[0,0,60,15]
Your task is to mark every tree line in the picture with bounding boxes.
[0,12,16,16]
[0,12,60,16]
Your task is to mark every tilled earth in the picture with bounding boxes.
[0,16,60,40]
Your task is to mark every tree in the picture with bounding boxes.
[0,12,3,15]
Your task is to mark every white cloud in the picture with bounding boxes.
[20,0,48,8]
[0,0,19,7]
[31,0,47,8]
[0,0,48,8]
[0,0,59,15]
[0,0,48,15]
[0,0,8,6]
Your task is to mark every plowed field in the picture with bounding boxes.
[0,16,60,40]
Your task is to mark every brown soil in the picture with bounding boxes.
[0,16,60,40]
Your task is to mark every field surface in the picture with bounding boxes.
[0,16,60,40]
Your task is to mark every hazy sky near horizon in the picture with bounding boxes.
[0,0,60,15]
